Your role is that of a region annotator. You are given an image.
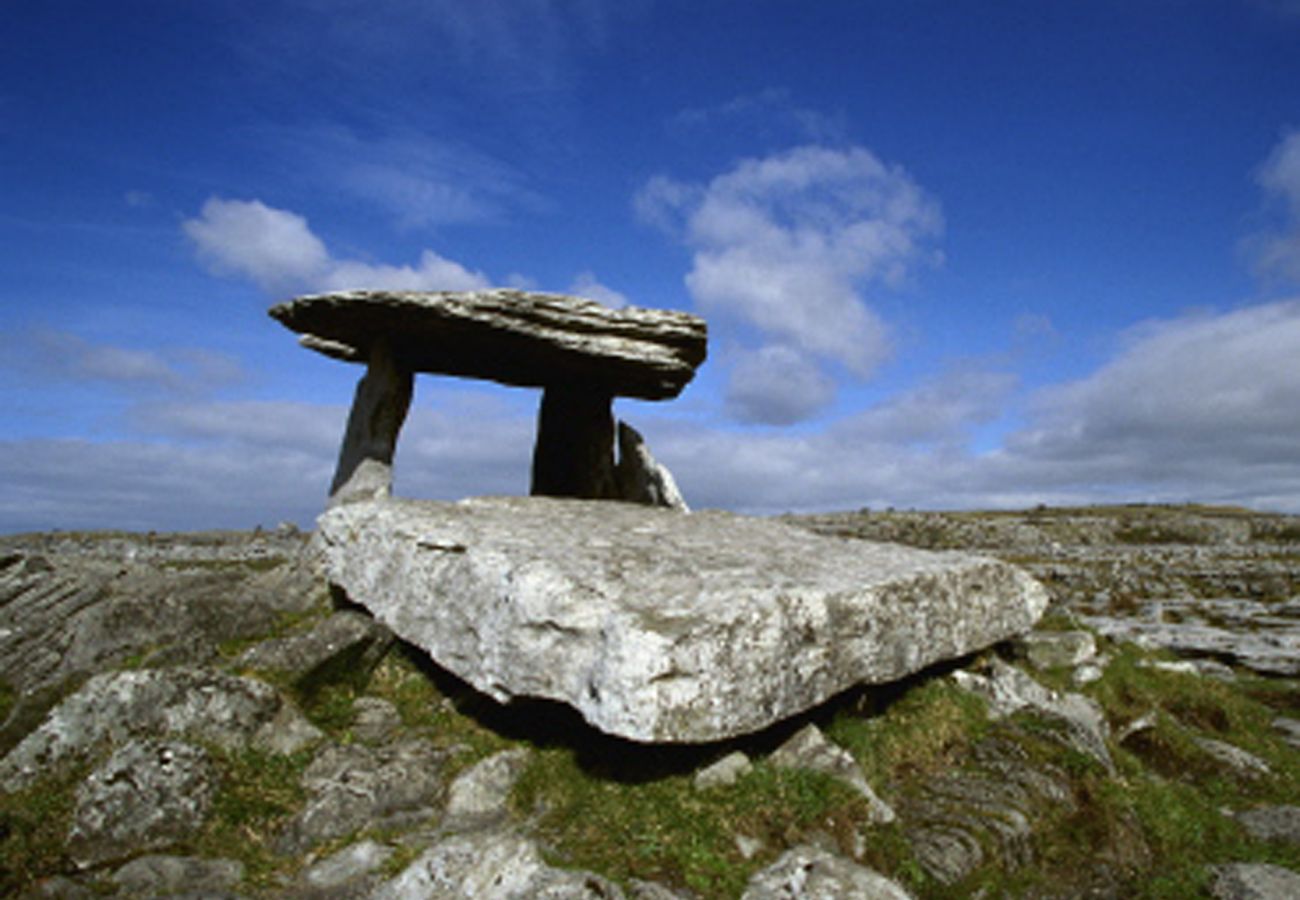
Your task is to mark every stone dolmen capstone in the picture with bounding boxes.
[316,497,1050,743]
[268,289,706,506]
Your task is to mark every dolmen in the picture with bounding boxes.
[273,288,1048,744]
[269,288,704,508]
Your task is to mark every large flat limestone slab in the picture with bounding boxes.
[269,289,707,400]
[316,498,1049,743]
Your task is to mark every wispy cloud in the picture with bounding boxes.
[183,197,491,295]
[264,125,547,230]
[637,144,943,422]
[669,88,847,144]
[2,329,245,395]
[1246,129,1300,285]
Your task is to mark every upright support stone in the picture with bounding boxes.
[329,339,413,506]
[615,422,689,512]
[530,386,616,500]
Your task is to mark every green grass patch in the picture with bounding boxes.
[827,676,990,787]
[190,745,314,887]
[0,764,87,893]
[0,681,14,726]
[513,750,876,898]
[365,650,515,767]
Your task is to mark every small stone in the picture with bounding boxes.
[1272,717,1300,750]
[1235,806,1300,845]
[68,739,216,868]
[1211,862,1300,899]
[741,845,915,899]
[735,834,764,860]
[1195,737,1272,778]
[351,697,403,744]
[1017,630,1097,670]
[770,724,896,824]
[1115,711,1159,745]
[443,748,532,824]
[300,839,394,889]
[112,855,244,896]
[693,751,753,790]
[629,879,698,899]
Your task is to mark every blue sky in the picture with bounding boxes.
[4,0,1300,532]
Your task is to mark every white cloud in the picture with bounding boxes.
[1011,300,1300,464]
[0,389,535,533]
[569,271,629,308]
[637,144,942,424]
[1248,130,1300,284]
[3,330,246,394]
[725,345,836,425]
[183,197,490,295]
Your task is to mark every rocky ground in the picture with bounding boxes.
[1,505,1298,898]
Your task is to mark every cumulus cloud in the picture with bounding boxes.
[725,345,836,425]
[1248,130,1300,284]
[183,197,490,295]
[1011,300,1300,464]
[638,145,942,423]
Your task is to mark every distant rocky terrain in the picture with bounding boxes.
[2,504,1299,898]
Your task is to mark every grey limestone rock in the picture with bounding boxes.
[300,840,394,891]
[269,289,707,401]
[112,854,244,896]
[1195,737,1272,778]
[316,497,1048,743]
[351,697,403,744]
[740,845,915,899]
[370,828,624,899]
[1274,716,1300,750]
[280,739,445,853]
[68,739,216,868]
[1235,806,1300,845]
[614,421,689,512]
[693,751,753,790]
[770,724,896,823]
[237,610,393,694]
[443,747,532,826]
[1211,862,1300,900]
[952,658,1113,772]
[1016,630,1097,670]
[0,667,318,791]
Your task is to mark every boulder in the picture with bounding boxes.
[371,828,624,899]
[278,739,445,853]
[740,845,915,899]
[269,289,707,401]
[769,724,896,823]
[1236,806,1300,846]
[67,739,216,868]
[316,497,1048,743]
[0,668,320,790]
[1211,862,1300,900]
[111,855,244,896]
